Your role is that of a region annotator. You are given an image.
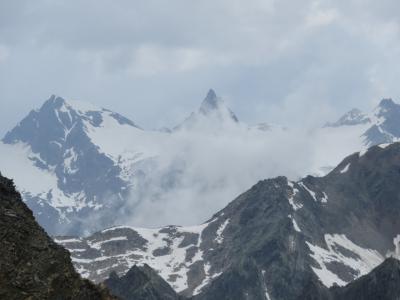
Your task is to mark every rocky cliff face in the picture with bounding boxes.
[0,172,116,300]
[331,257,400,300]
[104,264,184,300]
[58,142,400,299]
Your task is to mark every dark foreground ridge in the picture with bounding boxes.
[0,172,116,299]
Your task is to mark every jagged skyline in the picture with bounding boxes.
[2,1,400,136]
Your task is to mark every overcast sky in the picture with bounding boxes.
[1,0,400,135]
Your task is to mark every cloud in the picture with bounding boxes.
[119,125,316,227]
[3,0,400,229]
[1,0,400,136]
[0,45,9,63]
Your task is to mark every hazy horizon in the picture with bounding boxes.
[2,1,400,136]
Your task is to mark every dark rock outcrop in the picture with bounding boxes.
[104,264,183,300]
[332,257,400,300]
[0,173,116,300]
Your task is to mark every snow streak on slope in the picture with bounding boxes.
[287,181,303,210]
[306,234,383,287]
[215,219,230,244]
[55,219,227,294]
[261,270,272,300]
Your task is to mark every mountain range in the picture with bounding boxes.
[1,91,400,236]
[57,142,400,299]
[3,165,400,300]
[2,90,400,299]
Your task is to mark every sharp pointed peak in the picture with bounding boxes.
[373,98,399,117]
[198,89,239,123]
[206,89,217,100]
[42,94,66,108]
[199,88,224,113]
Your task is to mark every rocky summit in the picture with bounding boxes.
[104,264,184,300]
[0,172,116,300]
[58,142,400,299]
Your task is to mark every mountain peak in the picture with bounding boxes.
[41,94,103,115]
[199,89,222,114]
[324,108,370,127]
[174,89,239,131]
[373,98,400,118]
[205,88,217,102]
[41,94,67,109]
[378,98,396,108]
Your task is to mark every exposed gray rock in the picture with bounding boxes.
[0,172,116,300]
[104,264,184,300]
[331,257,400,300]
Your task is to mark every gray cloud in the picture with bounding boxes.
[1,0,400,135]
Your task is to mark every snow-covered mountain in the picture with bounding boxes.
[311,98,400,175]
[0,90,284,235]
[174,89,239,132]
[0,95,163,235]
[323,98,400,147]
[2,91,400,236]
[58,142,400,299]
[323,108,370,127]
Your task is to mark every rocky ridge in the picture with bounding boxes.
[58,142,400,299]
[0,172,116,299]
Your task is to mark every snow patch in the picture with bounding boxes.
[88,236,128,250]
[64,147,79,174]
[306,234,383,287]
[261,270,272,300]
[215,219,230,244]
[321,192,328,203]
[378,143,391,149]
[54,237,82,243]
[193,262,222,295]
[288,214,301,232]
[339,163,350,174]
[63,222,213,293]
[287,181,303,210]
[392,234,400,258]
[67,99,101,113]
[299,182,317,202]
